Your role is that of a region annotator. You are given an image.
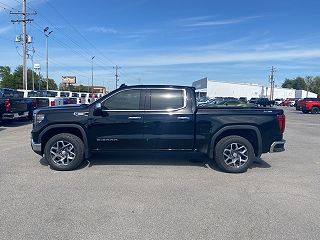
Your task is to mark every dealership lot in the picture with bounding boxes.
[0,108,319,240]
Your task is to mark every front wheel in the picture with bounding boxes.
[44,133,84,171]
[214,135,255,173]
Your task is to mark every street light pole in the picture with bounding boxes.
[44,27,53,90]
[91,56,95,100]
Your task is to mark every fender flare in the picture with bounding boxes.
[39,124,89,158]
[208,125,262,158]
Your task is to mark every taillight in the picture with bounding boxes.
[50,101,55,106]
[32,99,37,108]
[277,114,286,134]
[5,99,11,112]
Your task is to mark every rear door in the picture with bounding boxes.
[88,88,146,150]
[143,88,195,150]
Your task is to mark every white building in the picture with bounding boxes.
[295,90,317,99]
[192,77,317,99]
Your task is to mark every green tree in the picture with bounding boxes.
[0,66,14,88]
[0,65,58,90]
[282,77,307,90]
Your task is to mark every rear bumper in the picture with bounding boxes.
[270,140,286,153]
[2,111,29,120]
[31,139,42,156]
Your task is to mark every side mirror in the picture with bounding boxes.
[93,103,103,116]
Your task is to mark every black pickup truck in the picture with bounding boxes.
[31,85,286,173]
[0,88,29,123]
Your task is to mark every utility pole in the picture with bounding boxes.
[269,66,276,101]
[113,65,121,89]
[91,56,95,99]
[44,27,53,90]
[10,0,36,90]
[31,48,35,90]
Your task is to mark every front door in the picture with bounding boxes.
[88,89,146,150]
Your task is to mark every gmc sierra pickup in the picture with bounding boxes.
[0,88,29,124]
[31,85,286,173]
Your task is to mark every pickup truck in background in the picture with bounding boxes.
[299,98,320,114]
[0,88,29,123]
[31,85,286,173]
[255,98,274,107]
[18,90,50,119]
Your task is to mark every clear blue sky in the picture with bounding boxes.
[0,0,320,90]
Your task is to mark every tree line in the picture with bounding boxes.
[0,65,58,90]
[0,65,96,92]
[282,76,320,96]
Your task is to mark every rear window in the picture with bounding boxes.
[27,91,38,97]
[150,89,185,110]
[2,89,24,98]
[60,92,70,97]
[37,91,57,97]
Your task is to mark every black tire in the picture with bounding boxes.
[44,133,84,171]
[302,110,309,114]
[311,106,319,114]
[214,135,255,173]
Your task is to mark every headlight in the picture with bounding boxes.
[34,113,45,125]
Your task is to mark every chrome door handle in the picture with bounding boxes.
[177,116,190,120]
[128,116,142,120]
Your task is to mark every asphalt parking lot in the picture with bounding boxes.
[0,107,319,240]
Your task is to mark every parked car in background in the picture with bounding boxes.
[197,96,210,105]
[282,98,296,107]
[299,98,320,114]
[255,98,273,107]
[274,98,283,106]
[215,100,253,107]
[37,90,64,107]
[0,88,29,123]
[249,97,258,104]
[239,97,247,102]
[18,90,50,119]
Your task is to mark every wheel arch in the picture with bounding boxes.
[208,125,262,158]
[39,124,89,158]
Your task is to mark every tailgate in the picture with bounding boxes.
[8,98,28,113]
[36,98,49,107]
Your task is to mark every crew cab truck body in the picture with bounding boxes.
[31,85,286,173]
[0,88,29,123]
[300,98,320,114]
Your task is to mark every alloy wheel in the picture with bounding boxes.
[50,140,76,166]
[223,142,248,168]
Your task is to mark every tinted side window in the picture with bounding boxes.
[103,89,141,110]
[150,89,184,110]
[60,92,70,97]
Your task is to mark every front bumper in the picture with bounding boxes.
[2,111,29,120]
[270,140,286,153]
[31,139,42,156]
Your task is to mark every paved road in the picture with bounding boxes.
[0,108,319,240]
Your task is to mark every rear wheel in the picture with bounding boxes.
[44,133,84,171]
[311,106,319,114]
[214,135,255,173]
